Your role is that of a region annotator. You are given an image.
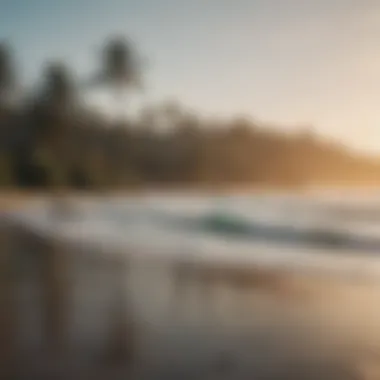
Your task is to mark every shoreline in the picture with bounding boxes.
[2,183,380,209]
[3,220,380,379]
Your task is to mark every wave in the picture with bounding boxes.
[164,210,380,253]
[17,196,380,255]
[77,196,380,253]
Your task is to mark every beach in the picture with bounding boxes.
[3,192,380,379]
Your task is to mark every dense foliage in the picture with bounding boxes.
[0,37,379,191]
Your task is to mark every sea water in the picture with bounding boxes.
[11,190,380,279]
[8,190,380,378]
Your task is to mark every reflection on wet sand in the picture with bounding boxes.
[3,221,380,379]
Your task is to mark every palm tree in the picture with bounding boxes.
[90,35,143,121]
[0,42,16,110]
[85,36,144,188]
[31,61,77,191]
[40,61,76,118]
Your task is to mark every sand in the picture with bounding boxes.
[2,193,380,379]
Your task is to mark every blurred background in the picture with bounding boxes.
[3,1,380,379]
[1,1,380,190]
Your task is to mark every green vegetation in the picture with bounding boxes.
[0,36,379,190]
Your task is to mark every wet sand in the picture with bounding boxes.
[3,216,380,379]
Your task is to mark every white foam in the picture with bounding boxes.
[7,194,380,281]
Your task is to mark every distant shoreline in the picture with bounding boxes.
[2,183,380,211]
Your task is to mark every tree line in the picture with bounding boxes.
[0,36,379,191]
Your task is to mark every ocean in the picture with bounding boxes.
[11,189,380,279]
[7,190,380,378]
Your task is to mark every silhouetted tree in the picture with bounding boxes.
[0,35,380,190]
[28,61,78,188]
[91,35,142,119]
[0,42,16,110]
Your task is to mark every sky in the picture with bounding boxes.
[1,0,380,153]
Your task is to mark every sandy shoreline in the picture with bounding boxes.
[2,183,380,209]
[2,220,380,378]
[4,192,380,378]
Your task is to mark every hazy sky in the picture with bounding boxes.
[2,0,380,153]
